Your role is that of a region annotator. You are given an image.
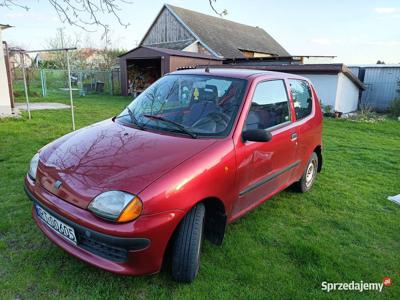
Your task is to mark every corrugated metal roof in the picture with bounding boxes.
[348,64,400,68]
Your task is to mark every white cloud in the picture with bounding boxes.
[374,7,400,14]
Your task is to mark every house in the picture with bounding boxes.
[8,46,33,69]
[120,4,363,113]
[195,63,365,114]
[0,24,13,117]
[120,4,289,95]
[140,4,290,59]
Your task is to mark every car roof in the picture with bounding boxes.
[169,68,307,81]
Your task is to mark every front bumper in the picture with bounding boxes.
[25,176,184,276]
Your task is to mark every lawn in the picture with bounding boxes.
[0,95,399,299]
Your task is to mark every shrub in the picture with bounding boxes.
[389,99,400,118]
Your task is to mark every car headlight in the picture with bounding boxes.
[28,153,40,180]
[88,191,142,222]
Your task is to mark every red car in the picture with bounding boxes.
[25,68,323,282]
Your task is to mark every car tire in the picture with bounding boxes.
[296,152,318,193]
[171,203,205,283]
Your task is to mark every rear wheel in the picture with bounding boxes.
[171,203,205,283]
[296,152,318,193]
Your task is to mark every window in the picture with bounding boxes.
[289,79,313,120]
[117,74,247,137]
[245,80,290,130]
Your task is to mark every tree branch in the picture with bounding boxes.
[1,0,131,38]
[0,0,29,10]
[208,0,227,17]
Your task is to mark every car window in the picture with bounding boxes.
[117,74,247,137]
[245,80,290,130]
[289,79,313,120]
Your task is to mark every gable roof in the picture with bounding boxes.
[165,4,290,58]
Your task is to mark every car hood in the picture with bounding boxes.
[37,119,216,209]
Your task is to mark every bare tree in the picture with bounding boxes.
[1,1,227,37]
[0,0,130,38]
[43,29,81,69]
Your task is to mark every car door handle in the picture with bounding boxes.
[291,133,298,141]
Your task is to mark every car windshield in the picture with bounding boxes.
[117,74,247,137]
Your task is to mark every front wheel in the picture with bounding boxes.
[171,203,205,283]
[296,152,318,193]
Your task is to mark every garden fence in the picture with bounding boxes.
[12,68,121,99]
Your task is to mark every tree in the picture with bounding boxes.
[41,30,125,70]
[0,0,129,38]
[376,60,386,65]
[0,1,227,38]
[44,29,80,69]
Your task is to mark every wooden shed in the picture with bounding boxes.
[119,46,222,96]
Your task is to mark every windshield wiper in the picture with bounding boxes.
[143,114,197,138]
[123,106,143,129]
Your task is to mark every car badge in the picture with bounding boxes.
[54,180,62,189]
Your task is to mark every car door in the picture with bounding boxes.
[288,79,319,181]
[232,79,299,218]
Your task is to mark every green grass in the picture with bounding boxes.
[1,95,400,299]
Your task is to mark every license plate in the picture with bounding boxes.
[35,205,77,245]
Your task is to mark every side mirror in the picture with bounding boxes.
[242,129,272,142]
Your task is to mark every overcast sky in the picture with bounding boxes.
[1,0,400,64]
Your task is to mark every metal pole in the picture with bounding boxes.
[66,49,75,131]
[40,69,45,97]
[21,53,31,119]
[43,69,47,97]
[109,71,113,96]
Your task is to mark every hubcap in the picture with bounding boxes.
[305,160,316,187]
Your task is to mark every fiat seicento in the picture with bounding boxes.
[25,68,323,282]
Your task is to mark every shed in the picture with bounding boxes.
[0,24,13,117]
[349,65,400,111]
[119,46,222,96]
[195,63,365,114]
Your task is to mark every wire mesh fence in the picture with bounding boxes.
[12,68,121,99]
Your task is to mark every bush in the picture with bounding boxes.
[389,99,400,118]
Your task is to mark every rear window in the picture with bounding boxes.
[289,79,313,120]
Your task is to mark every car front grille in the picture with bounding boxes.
[76,232,129,262]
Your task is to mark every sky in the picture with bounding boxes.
[1,0,400,64]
